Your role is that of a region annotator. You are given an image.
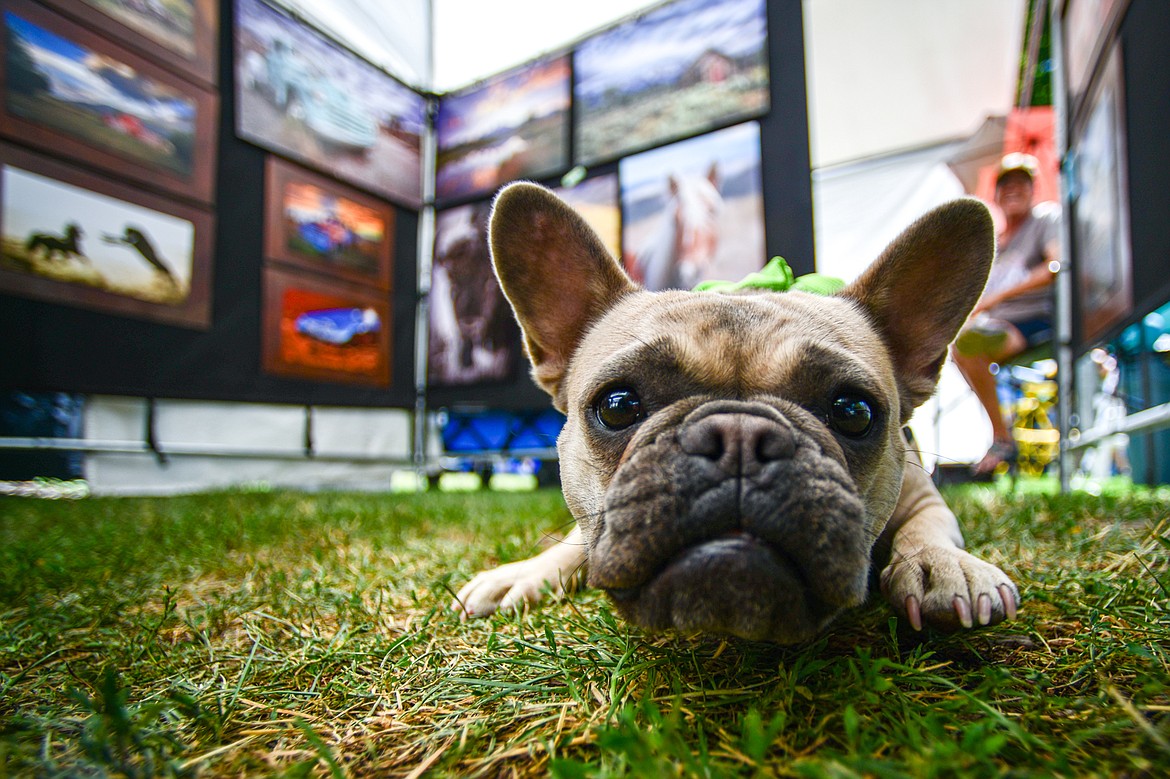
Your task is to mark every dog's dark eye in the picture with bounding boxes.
[595,387,644,431]
[829,394,873,438]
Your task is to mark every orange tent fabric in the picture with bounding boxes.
[975,106,1061,206]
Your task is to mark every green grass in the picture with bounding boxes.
[1,483,1167,776]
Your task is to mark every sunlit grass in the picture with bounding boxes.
[0,482,1167,776]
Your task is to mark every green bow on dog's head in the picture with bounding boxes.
[693,256,845,296]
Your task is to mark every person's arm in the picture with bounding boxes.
[973,236,1059,315]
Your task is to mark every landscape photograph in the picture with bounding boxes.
[574,0,768,165]
[37,0,219,85]
[3,3,199,180]
[435,55,570,202]
[235,0,426,207]
[79,0,198,59]
[265,157,394,290]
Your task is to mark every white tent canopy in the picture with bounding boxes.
[273,0,1025,165]
[273,0,433,88]
[803,0,1024,169]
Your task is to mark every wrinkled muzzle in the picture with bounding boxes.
[587,400,871,644]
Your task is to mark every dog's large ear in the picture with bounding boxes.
[840,199,995,421]
[489,182,638,408]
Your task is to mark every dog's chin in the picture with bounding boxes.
[602,534,852,644]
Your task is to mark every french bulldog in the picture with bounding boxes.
[452,182,1019,644]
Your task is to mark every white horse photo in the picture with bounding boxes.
[630,164,724,291]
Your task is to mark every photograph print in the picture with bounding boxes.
[553,172,621,262]
[1072,48,1132,344]
[1061,0,1125,116]
[235,0,426,207]
[262,266,391,387]
[620,121,765,292]
[0,143,212,329]
[0,0,217,202]
[38,0,218,86]
[264,156,394,290]
[428,201,519,387]
[435,55,570,202]
[574,0,768,165]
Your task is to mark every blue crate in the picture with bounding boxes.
[440,408,564,455]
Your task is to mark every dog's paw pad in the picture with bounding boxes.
[881,547,1019,633]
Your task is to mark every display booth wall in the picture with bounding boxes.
[1,0,811,419]
[0,0,420,408]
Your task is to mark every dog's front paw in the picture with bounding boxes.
[880,546,1019,632]
[451,557,566,619]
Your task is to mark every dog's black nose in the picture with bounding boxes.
[680,413,796,474]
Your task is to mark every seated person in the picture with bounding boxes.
[952,153,1060,476]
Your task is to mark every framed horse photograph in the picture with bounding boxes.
[0,0,218,204]
[261,266,392,388]
[0,142,213,329]
[263,156,395,291]
[427,200,519,387]
[619,121,765,292]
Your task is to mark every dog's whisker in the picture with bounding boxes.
[536,532,580,547]
[566,559,589,584]
[537,533,588,549]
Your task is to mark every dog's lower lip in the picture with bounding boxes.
[602,532,767,603]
